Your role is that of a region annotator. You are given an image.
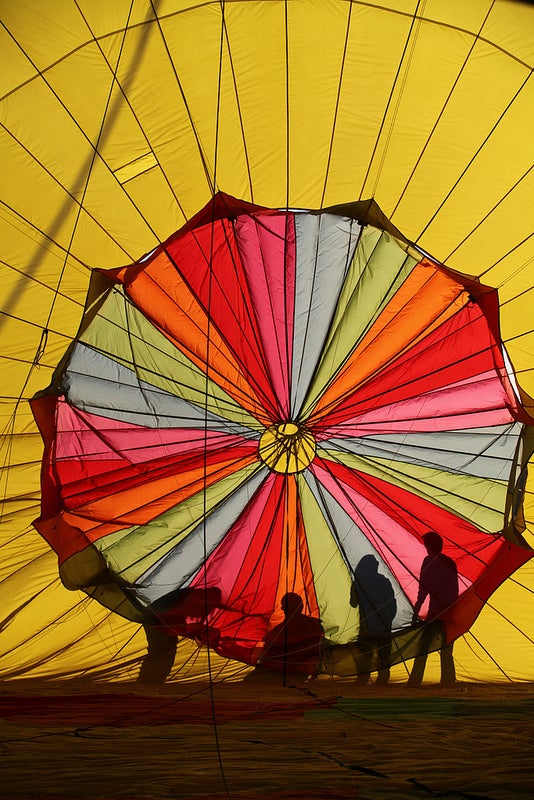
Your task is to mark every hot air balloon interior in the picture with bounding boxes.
[1,1,534,798]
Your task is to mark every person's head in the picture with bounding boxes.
[356,554,379,574]
[187,586,223,619]
[281,592,304,617]
[203,586,223,615]
[422,531,443,554]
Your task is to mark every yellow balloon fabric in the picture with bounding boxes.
[1,0,533,683]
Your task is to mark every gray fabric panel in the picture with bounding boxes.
[63,343,260,438]
[303,471,413,633]
[323,423,522,480]
[291,214,361,417]
[132,467,268,605]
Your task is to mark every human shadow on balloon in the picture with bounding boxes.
[138,586,224,686]
[408,531,458,687]
[258,592,324,677]
[350,554,397,686]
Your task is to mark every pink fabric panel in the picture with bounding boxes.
[310,456,506,586]
[55,402,253,463]
[189,472,281,657]
[316,371,515,440]
[235,214,295,418]
[309,461,427,604]
[190,471,278,609]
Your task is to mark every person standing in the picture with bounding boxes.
[408,531,458,687]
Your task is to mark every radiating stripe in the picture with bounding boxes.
[80,284,263,431]
[310,300,516,434]
[318,370,517,438]
[53,399,259,507]
[234,213,295,418]
[310,456,507,588]
[108,250,272,425]
[91,462,266,583]
[61,443,261,544]
[65,343,261,438]
[290,214,360,417]
[189,470,282,613]
[317,445,508,533]
[302,470,414,638]
[273,475,319,620]
[192,473,291,652]
[307,259,472,426]
[322,423,523,481]
[300,227,418,418]
[187,473,319,663]
[132,467,269,605]
[297,473,359,644]
[165,217,280,418]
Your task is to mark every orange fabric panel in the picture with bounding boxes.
[309,260,469,424]
[61,451,258,543]
[272,477,320,622]
[111,253,271,425]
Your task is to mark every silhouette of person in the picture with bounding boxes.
[138,586,224,686]
[153,586,223,646]
[350,554,396,685]
[138,623,178,687]
[261,592,324,675]
[408,531,458,687]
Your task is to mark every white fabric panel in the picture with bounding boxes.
[303,470,413,634]
[64,343,260,438]
[133,468,268,605]
[323,424,523,481]
[291,214,361,417]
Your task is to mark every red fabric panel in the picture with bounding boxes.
[30,395,62,519]
[186,474,322,668]
[311,298,521,433]
[188,473,286,663]
[165,217,280,418]
[313,456,532,642]
[33,515,92,562]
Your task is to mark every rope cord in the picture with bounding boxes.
[319,0,353,209]
[201,2,231,795]
[390,1,496,219]
[415,70,533,245]
[358,0,424,201]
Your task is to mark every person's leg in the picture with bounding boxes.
[407,651,427,687]
[439,643,456,686]
[138,625,178,686]
[375,638,391,686]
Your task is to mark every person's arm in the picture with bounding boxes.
[412,560,429,624]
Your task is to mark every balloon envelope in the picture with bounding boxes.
[1,0,533,682]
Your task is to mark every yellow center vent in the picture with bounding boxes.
[259,422,316,474]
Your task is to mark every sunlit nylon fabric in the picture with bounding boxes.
[1,0,533,682]
[30,196,534,675]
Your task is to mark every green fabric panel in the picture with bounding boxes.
[81,286,263,431]
[297,474,360,644]
[300,229,417,418]
[93,461,264,582]
[318,447,507,533]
